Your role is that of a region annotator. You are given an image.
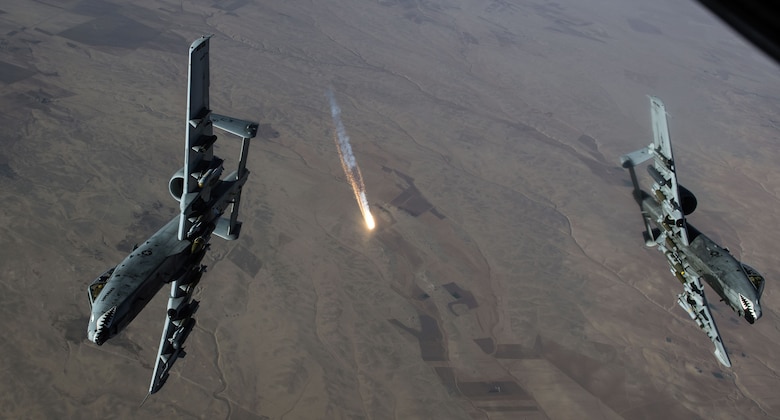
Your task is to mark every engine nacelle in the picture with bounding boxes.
[169,167,186,202]
[678,185,697,215]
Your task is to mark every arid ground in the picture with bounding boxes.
[1,1,780,419]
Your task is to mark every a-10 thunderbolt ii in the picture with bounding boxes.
[86,35,258,396]
[620,96,765,368]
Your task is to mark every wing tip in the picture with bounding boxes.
[714,348,732,368]
[190,34,213,51]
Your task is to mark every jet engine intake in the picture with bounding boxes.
[678,185,697,215]
[169,167,186,202]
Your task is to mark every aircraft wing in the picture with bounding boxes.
[676,272,732,367]
[647,96,691,245]
[655,231,731,367]
[179,35,218,240]
[148,265,205,395]
[177,36,259,242]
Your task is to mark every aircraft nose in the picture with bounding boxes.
[87,328,101,346]
[88,306,116,345]
[739,293,761,324]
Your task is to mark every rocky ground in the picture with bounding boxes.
[1,1,779,418]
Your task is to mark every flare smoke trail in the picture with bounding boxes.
[326,89,375,230]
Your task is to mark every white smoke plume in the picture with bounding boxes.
[326,88,375,230]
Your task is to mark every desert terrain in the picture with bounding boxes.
[1,0,780,419]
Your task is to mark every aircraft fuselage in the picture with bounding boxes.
[87,217,203,345]
[638,192,764,323]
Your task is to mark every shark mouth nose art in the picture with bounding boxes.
[739,294,757,323]
[92,306,117,345]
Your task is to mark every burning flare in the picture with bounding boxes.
[326,89,375,230]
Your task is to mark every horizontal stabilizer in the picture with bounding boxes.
[214,217,242,240]
[212,114,259,139]
[620,146,652,168]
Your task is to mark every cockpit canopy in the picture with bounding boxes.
[87,267,115,308]
[741,263,765,296]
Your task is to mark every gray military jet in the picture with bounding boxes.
[621,96,765,368]
[86,35,258,395]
